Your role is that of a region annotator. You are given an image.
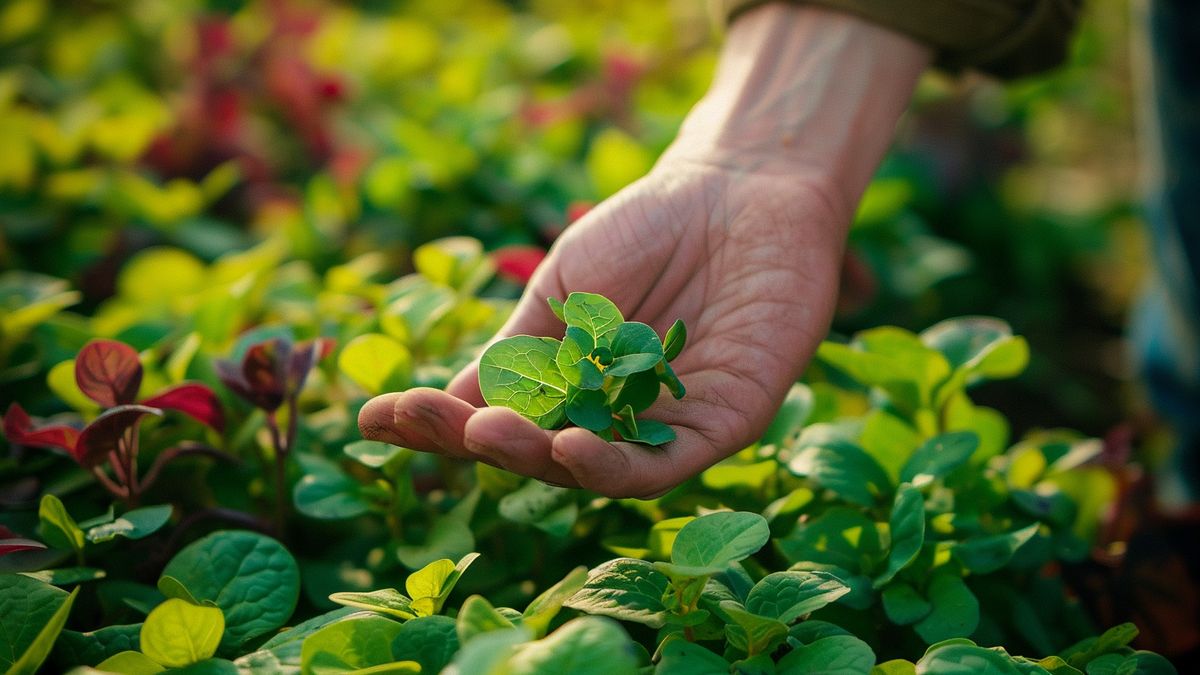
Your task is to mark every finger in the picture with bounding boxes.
[445,362,484,407]
[359,393,437,448]
[462,407,580,487]
[551,426,721,499]
[390,388,479,460]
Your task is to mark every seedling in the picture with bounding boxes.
[478,292,686,445]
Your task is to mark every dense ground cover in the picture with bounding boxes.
[1,0,1188,673]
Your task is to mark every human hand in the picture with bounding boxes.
[359,4,930,498]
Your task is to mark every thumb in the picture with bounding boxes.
[446,272,567,405]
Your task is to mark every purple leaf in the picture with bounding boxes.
[287,337,335,395]
[75,339,143,408]
[75,405,162,468]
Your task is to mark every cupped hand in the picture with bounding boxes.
[359,157,848,498]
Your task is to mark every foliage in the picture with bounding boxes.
[478,292,685,444]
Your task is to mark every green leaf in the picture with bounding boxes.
[38,494,85,554]
[328,589,416,620]
[19,567,105,585]
[881,583,932,625]
[395,515,475,569]
[777,635,875,675]
[445,627,531,674]
[563,558,671,628]
[0,578,77,675]
[952,524,1040,574]
[54,623,143,668]
[160,531,300,652]
[777,507,882,572]
[405,552,479,616]
[745,570,851,624]
[523,566,589,639]
[498,480,574,530]
[612,370,662,414]
[85,505,174,544]
[566,387,613,432]
[339,333,412,395]
[1112,652,1177,675]
[547,297,566,323]
[95,651,165,674]
[556,327,604,390]
[140,599,224,668]
[479,335,569,429]
[900,432,980,487]
[656,361,686,400]
[390,615,458,674]
[671,511,771,571]
[506,616,637,675]
[859,409,921,482]
[457,595,517,644]
[412,236,493,293]
[344,440,409,470]
[914,574,980,644]
[876,485,925,587]
[562,292,623,344]
[872,660,918,675]
[157,575,205,605]
[606,322,664,377]
[656,636,730,674]
[625,418,675,446]
[300,615,411,675]
[663,320,687,362]
[761,384,814,449]
[293,454,372,520]
[787,440,893,507]
[720,602,788,657]
[916,640,1023,674]
[586,127,653,198]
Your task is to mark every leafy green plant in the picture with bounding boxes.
[478,292,686,445]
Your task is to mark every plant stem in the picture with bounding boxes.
[266,410,288,535]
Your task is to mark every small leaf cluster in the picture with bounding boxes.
[478,292,686,445]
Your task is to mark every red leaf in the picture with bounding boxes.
[3,403,80,455]
[75,405,162,468]
[493,246,546,285]
[75,340,143,408]
[242,340,288,410]
[0,538,47,557]
[142,383,226,432]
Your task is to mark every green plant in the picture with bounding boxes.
[478,292,686,445]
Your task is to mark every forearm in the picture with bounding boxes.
[661,3,931,221]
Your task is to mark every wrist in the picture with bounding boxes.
[661,4,931,220]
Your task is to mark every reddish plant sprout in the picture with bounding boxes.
[216,335,334,529]
[1,339,226,506]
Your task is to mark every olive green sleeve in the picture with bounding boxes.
[716,0,1083,78]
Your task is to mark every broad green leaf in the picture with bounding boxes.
[479,336,569,428]
[338,333,412,395]
[523,566,589,638]
[872,660,917,675]
[1111,652,1177,675]
[395,516,475,569]
[547,297,566,323]
[612,370,662,414]
[900,432,980,487]
[625,418,675,446]
[96,651,165,674]
[38,494,85,554]
[859,409,921,481]
[562,292,623,344]
[243,608,364,669]
[405,552,479,616]
[671,511,770,570]
[390,615,458,674]
[563,558,671,628]
[0,577,77,675]
[160,531,300,652]
[328,589,416,620]
[606,322,664,377]
[776,507,882,572]
[498,480,574,528]
[412,236,493,293]
[701,460,777,492]
[761,383,814,449]
[663,320,687,362]
[655,636,730,674]
[1060,622,1140,668]
[952,524,1040,574]
[381,277,457,342]
[787,440,893,507]
[720,602,788,657]
[788,562,876,611]
[788,620,852,646]
[914,574,980,644]
[881,583,932,626]
[54,623,143,668]
[300,615,410,675]
[140,599,224,668]
[157,575,204,605]
[876,485,925,587]
[506,616,637,675]
[344,440,409,470]
[556,327,603,390]
[745,571,851,624]
[456,595,517,644]
[916,640,1022,674]
[85,505,174,544]
[293,455,371,520]
[19,566,105,585]
[566,387,612,432]
[444,627,531,675]
[777,634,875,675]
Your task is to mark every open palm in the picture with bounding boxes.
[359,159,847,498]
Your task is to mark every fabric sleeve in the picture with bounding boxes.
[715,0,1083,79]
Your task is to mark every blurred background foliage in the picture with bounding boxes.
[0,0,1146,440]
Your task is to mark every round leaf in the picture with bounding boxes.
[140,599,224,668]
[671,511,770,569]
[75,339,143,408]
[479,336,569,429]
[338,333,412,396]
